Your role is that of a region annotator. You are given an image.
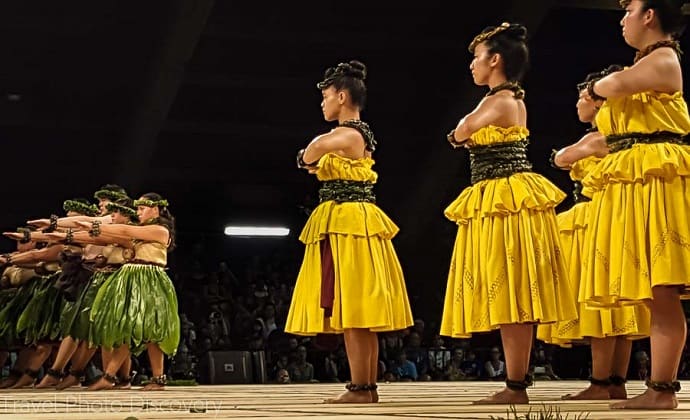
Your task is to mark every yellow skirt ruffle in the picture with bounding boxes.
[580,143,690,307]
[440,173,577,338]
[285,201,414,335]
[536,203,650,347]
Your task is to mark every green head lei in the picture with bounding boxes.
[63,200,99,216]
[133,198,169,208]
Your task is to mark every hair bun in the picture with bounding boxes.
[341,60,367,80]
[505,23,528,42]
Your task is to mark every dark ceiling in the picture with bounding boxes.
[0,0,688,305]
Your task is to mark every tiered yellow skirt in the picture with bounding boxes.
[440,172,578,338]
[285,201,414,335]
[536,201,650,347]
[580,143,690,306]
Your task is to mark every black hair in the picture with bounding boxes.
[471,23,529,82]
[106,196,139,223]
[100,184,127,195]
[316,60,367,110]
[140,192,176,252]
[622,0,688,36]
[577,64,624,91]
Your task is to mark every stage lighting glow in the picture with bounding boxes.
[224,226,290,237]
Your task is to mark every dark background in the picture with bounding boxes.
[0,0,687,325]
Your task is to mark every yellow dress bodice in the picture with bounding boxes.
[595,91,690,135]
[314,153,377,183]
[469,125,530,146]
[132,241,167,265]
[569,156,601,182]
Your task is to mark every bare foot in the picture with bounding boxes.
[324,390,372,404]
[608,384,627,400]
[87,377,115,391]
[473,387,528,405]
[0,375,19,389]
[115,381,131,390]
[141,383,165,391]
[35,372,62,389]
[610,388,677,409]
[561,384,610,400]
[9,374,36,389]
[370,388,379,403]
[56,374,81,391]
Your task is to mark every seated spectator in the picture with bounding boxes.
[393,352,418,381]
[633,350,650,381]
[404,331,429,377]
[380,331,404,362]
[270,354,290,381]
[276,368,291,384]
[444,349,466,381]
[483,347,505,380]
[261,304,278,339]
[323,352,339,382]
[530,347,560,380]
[287,346,316,383]
[459,349,481,379]
[428,335,451,380]
[247,319,266,350]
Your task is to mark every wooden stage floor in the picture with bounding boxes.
[0,380,688,419]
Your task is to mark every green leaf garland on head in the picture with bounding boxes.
[93,189,128,202]
[63,200,99,217]
[105,202,138,221]
[133,199,169,208]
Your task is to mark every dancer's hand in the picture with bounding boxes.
[27,219,50,228]
[2,232,23,240]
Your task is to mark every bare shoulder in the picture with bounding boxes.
[331,125,365,143]
[482,92,520,111]
[640,47,681,70]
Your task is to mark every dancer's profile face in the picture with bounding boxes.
[576,89,598,123]
[110,210,129,224]
[136,200,159,223]
[98,198,111,215]
[320,86,342,122]
[469,42,494,86]
[620,0,649,48]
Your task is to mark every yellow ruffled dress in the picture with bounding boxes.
[440,126,578,338]
[580,92,690,307]
[537,157,650,347]
[285,153,414,335]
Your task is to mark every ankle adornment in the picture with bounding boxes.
[345,383,373,392]
[645,379,681,393]
[589,376,611,387]
[150,374,167,386]
[45,368,65,379]
[102,372,118,385]
[24,368,39,379]
[609,375,627,386]
[506,375,532,391]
